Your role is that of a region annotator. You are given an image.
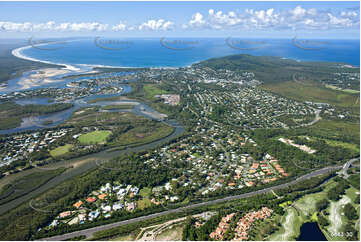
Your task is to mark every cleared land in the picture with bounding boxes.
[110,125,174,147]
[102,105,134,110]
[262,80,359,109]
[307,120,360,144]
[268,207,301,241]
[78,130,112,145]
[50,144,73,157]
[144,84,169,100]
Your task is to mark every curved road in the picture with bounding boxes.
[41,158,359,241]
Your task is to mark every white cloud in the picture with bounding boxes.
[112,22,127,31]
[185,12,207,29]
[0,21,109,32]
[1,6,359,34]
[184,6,360,31]
[138,19,174,31]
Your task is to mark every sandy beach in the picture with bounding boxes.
[12,45,80,71]
[16,70,67,90]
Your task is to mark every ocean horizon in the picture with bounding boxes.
[15,38,360,69]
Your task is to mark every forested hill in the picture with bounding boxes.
[193,54,359,83]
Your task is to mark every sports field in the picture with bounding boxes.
[78,130,112,145]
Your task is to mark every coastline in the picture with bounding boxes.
[11,42,191,72]
[11,45,80,71]
[12,40,358,72]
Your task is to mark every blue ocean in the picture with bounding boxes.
[20,38,360,68]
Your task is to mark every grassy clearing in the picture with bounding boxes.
[345,186,360,205]
[78,130,112,145]
[262,80,359,109]
[102,104,134,110]
[155,224,184,241]
[137,198,152,210]
[268,178,344,241]
[110,233,135,241]
[268,207,302,241]
[342,89,360,94]
[308,119,360,144]
[323,139,360,153]
[110,125,174,147]
[49,144,73,157]
[139,187,152,198]
[326,195,352,240]
[144,84,169,99]
[294,193,326,217]
[325,85,359,94]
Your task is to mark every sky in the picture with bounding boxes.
[0,1,360,39]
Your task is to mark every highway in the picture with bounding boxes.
[338,157,359,178]
[41,157,359,241]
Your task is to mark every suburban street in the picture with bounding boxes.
[41,157,359,241]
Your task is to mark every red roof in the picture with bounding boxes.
[86,197,96,203]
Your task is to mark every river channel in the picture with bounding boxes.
[0,69,185,214]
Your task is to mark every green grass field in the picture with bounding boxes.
[110,125,174,147]
[102,105,134,110]
[268,178,360,241]
[78,130,112,145]
[144,84,169,99]
[262,80,359,109]
[342,89,360,94]
[268,207,302,241]
[137,198,152,210]
[139,187,152,198]
[307,120,360,144]
[323,139,360,153]
[49,144,73,157]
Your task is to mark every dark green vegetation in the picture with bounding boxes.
[0,102,73,130]
[124,82,183,119]
[348,174,360,189]
[181,173,336,241]
[343,203,358,220]
[0,168,65,205]
[143,84,170,100]
[262,80,359,109]
[68,111,175,149]
[195,54,359,84]
[17,111,174,165]
[102,104,134,110]
[64,235,86,241]
[326,177,350,201]
[0,53,359,241]
[0,142,336,241]
[0,40,62,83]
[250,120,359,176]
